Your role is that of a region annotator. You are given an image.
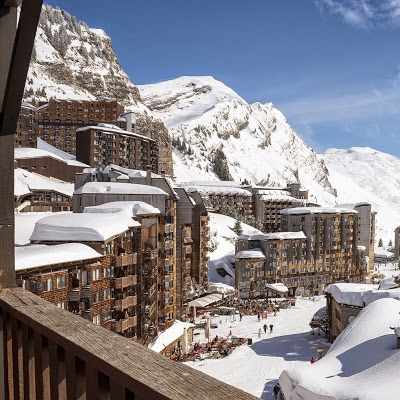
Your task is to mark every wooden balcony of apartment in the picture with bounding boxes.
[183,260,191,271]
[184,245,192,255]
[0,288,255,399]
[67,286,91,302]
[146,302,157,318]
[115,274,137,290]
[162,240,174,251]
[148,282,157,299]
[166,319,174,329]
[143,249,158,260]
[114,315,138,333]
[161,223,174,234]
[116,253,137,267]
[114,295,138,311]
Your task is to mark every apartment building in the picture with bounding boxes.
[75,124,158,173]
[16,243,104,315]
[36,98,124,154]
[235,232,308,298]
[15,147,89,182]
[29,213,141,340]
[15,168,73,212]
[72,179,177,330]
[253,188,303,233]
[184,181,252,220]
[280,207,363,286]
[14,101,36,148]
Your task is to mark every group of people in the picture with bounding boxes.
[258,324,274,337]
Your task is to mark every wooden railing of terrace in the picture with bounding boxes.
[0,288,257,400]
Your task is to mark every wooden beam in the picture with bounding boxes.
[0,0,43,289]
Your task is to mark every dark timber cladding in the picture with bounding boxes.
[0,0,43,288]
[0,288,257,400]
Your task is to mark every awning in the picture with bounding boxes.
[188,293,223,308]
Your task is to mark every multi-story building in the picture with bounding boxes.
[280,206,363,288]
[16,243,104,314]
[235,232,308,298]
[83,201,161,343]
[29,213,141,340]
[36,98,124,154]
[395,226,400,262]
[72,179,177,330]
[253,188,303,233]
[14,101,36,148]
[183,181,252,220]
[75,124,158,173]
[15,168,73,212]
[15,147,89,182]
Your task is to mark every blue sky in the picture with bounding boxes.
[46,0,400,156]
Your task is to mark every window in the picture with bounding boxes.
[57,301,67,309]
[92,269,101,281]
[104,266,114,278]
[103,288,113,300]
[93,291,101,303]
[57,276,67,289]
[92,314,101,325]
[103,311,112,321]
[42,277,52,292]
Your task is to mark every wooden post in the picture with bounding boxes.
[0,0,43,288]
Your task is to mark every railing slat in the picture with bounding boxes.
[85,364,98,399]
[0,310,7,400]
[33,331,43,400]
[49,340,58,399]
[109,378,125,400]
[65,352,76,400]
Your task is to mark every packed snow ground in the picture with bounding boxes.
[185,297,327,399]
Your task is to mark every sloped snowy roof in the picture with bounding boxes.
[15,243,102,271]
[279,298,400,400]
[74,182,168,196]
[256,189,301,202]
[280,207,358,215]
[236,248,265,259]
[14,168,74,198]
[15,147,88,168]
[148,321,195,353]
[84,201,160,217]
[76,123,155,142]
[103,164,162,178]
[374,247,394,258]
[265,283,288,293]
[238,232,306,241]
[184,185,252,196]
[325,282,400,307]
[30,213,140,242]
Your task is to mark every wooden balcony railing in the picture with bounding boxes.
[0,288,256,400]
[114,295,137,311]
[115,275,137,290]
[114,316,137,333]
[116,253,137,267]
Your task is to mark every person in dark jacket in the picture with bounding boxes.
[269,324,274,333]
[273,382,280,399]
[263,323,267,333]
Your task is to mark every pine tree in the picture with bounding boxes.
[388,239,393,247]
[233,220,243,235]
[378,238,383,247]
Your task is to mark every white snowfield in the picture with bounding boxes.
[15,243,102,271]
[30,213,140,242]
[279,298,400,400]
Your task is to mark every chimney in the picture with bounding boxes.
[146,165,151,186]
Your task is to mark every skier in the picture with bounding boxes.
[239,313,242,322]
[257,312,260,321]
[258,328,262,338]
[263,323,267,334]
[269,324,274,333]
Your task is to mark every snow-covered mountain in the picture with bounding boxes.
[321,147,400,244]
[139,76,337,205]
[25,5,173,175]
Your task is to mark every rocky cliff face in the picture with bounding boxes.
[25,5,173,175]
[139,76,337,204]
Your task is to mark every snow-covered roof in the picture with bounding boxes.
[207,282,235,294]
[256,189,302,202]
[374,247,394,258]
[325,282,400,307]
[30,213,140,242]
[74,182,168,196]
[103,164,162,179]
[280,206,358,215]
[76,123,156,142]
[238,232,307,241]
[148,321,195,353]
[186,180,245,188]
[265,282,289,293]
[184,185,252,196]
[236,248,266,259]
[279,298,400,400]
[357,245,366,251]
[15,147,89,168]
[14,168,74,198]
[187,293,223,308]
[15,243,102,271]
[84,201,160,217]
[378,277,399,290]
